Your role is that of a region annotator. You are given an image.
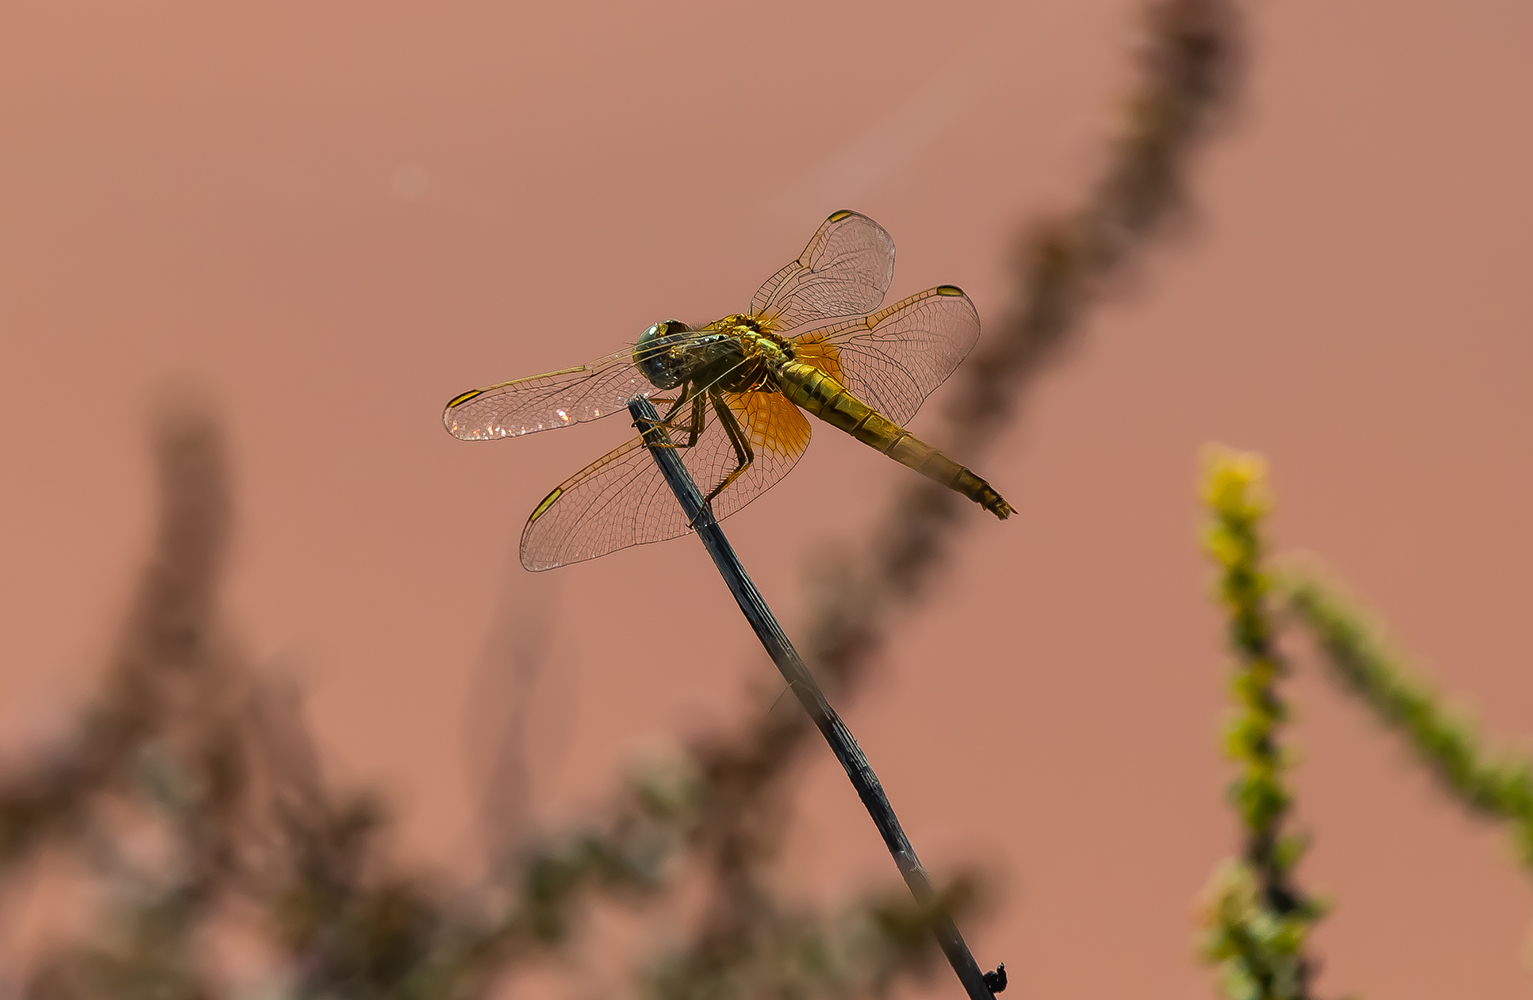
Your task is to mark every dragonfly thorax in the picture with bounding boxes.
[707,314,798,393]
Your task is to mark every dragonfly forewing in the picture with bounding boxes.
[443,349,657,440]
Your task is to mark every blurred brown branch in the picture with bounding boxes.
[1,395,233,873]
[654,0,1244,989]
[810,0,1242,692]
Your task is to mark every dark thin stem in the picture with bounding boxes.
[629,397,996,1000]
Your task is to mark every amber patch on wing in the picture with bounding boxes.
[791,331,844,383]
[726,391,811,460]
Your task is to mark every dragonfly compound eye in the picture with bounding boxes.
[634,319,692,389]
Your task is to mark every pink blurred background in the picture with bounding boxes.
[2,0,1532,996]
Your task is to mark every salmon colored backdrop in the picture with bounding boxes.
[2,1,1532,997]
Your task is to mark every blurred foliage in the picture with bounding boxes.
[1198,448,1533,997]
[0,0,1273,997]
[0,403,977,1000]
[1197,450,1325,1000]
[1282,572,1533,868]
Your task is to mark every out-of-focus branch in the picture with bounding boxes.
[805,0,1243,689]
[2,398,960,1000]
[1196,449,1324,1000]
[15,394,245,998]
[1281,571,1533,868]
[0,399,234,871]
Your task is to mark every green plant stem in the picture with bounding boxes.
[1199,449,1321,1000]
[1282,571,1533,865]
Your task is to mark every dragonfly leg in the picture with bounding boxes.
[699,389,754,512]
[654,384,705,449]
[682,392,706,448]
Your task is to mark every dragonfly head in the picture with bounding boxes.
[634,319,692,389]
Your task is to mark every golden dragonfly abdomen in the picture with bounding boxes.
[775,349,1013,519]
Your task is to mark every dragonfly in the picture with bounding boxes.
[444,210,1014,571]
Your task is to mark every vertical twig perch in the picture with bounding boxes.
[629,397,998,1000]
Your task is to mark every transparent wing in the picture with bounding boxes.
[517,434,683,571]
[750,210,896,333]
[443,349,654,440]
[791,285,980,426]
[519,389,811,570]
